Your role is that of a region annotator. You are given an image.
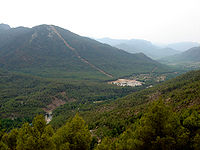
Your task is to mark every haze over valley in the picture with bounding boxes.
[97,37,200,59]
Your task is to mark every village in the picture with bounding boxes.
[109,79,143,87]
[108,72,179,87]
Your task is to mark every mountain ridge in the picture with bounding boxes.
[0,24,169,79]
[167,42,200,51]
[160,46,200,65]
[0,23,11,31]
[97,37,180,59]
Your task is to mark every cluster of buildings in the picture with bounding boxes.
[109,79,143,87]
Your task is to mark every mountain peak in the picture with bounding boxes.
[0,23,11,30]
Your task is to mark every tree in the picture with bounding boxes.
[2,128,18,150]
[112,100,182,150]
[129,100,179,149]
[181,109,200,149]
[94,137,113,150]
[16,115,55,150]
[53,113,92,150]
[0,121,8,150]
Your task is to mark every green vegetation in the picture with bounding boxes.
[0,24,170,80]
[159,47,200,70]
[0,114,92,150]
[1,100,200,149]
[0,24,173,131]
[53,114,91,150]
[50,70,200,139]
[95,101,200,150]
[1,68,199,149]
[0,69,143,130]
[1,24,200,149]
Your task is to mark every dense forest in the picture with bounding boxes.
[0,69,177,131]
[1,70,200,149]
[50,70,200,138]
[0,100,199,150]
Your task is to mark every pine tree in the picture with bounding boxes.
[2,128,18,150]
[16,115,55,150]
[114,100,180,150]
[94,137,113,150]
[53,113,92,150]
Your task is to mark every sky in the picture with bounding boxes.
[1,0,200,44]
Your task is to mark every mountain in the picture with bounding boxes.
[0,24,172,124]
[0,25,168,79]
[167,42,200,52]
[160,47,200,65]
[116,43,180,59]
[175,46,200,62]
[97,38,180,59]
[0,26,29,48]
[0,23,11,31]
[97,37,128,46]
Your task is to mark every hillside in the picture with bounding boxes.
[0,25,169,80]
[169,47,200,62]
[116,43,179,59]
[51,70,200,137]
[0,25,30,48]
[97,38,180,59]
[0,69,139,120]
[1,68,200,150]
[160,47,200,69]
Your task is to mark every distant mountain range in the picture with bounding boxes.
[167,42,200,52]
[97,38,200,59]
[97,38,180,59]
[0,24,169,79]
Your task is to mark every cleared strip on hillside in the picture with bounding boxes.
[50,25,113,78]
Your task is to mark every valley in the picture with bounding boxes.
[0,24,171,120]
[1,0,200,148]
[0,23,200,150]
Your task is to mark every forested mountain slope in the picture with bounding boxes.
[1,70,200,149]
[0,69,139,120]
[0,25,169,79]
[51,70,200,138]
[161,47,200,64]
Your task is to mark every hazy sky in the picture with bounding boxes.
[1,0,200,43]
